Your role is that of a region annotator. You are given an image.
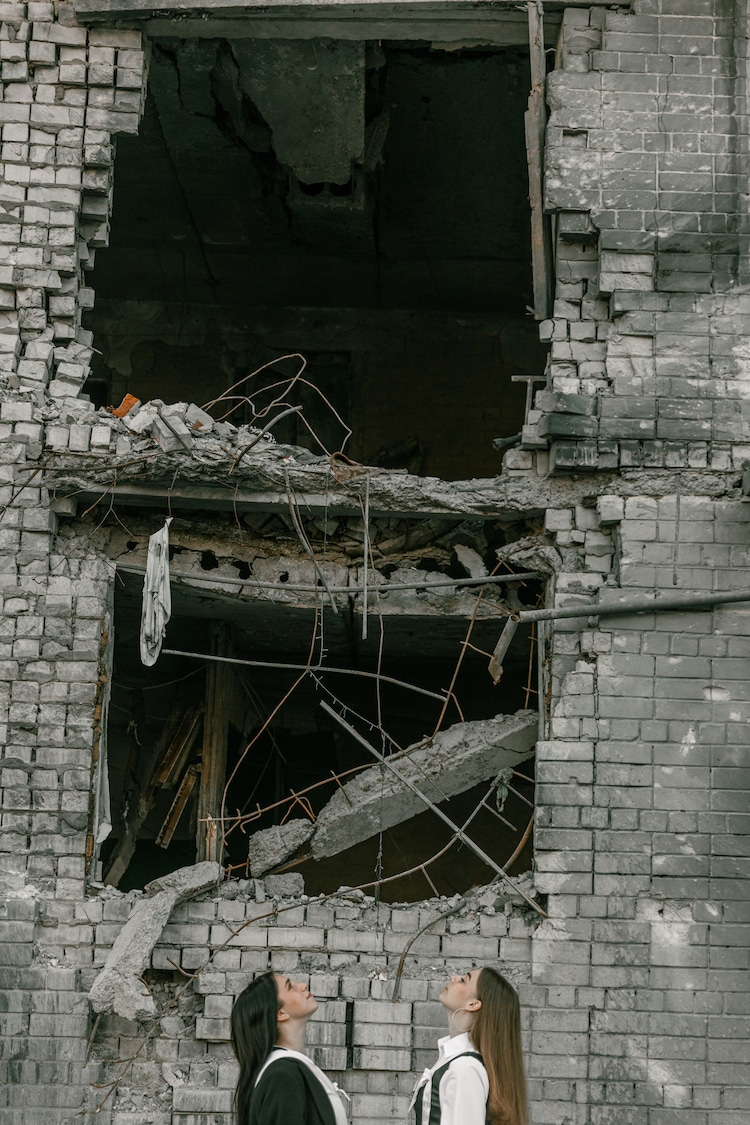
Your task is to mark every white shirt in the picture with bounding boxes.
[408,1031,489,1125]
[256,1047,349,1125]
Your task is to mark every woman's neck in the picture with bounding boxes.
[447,1010,473,1039]
[277,1021,308,1055]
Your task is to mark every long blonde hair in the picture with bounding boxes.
[471,968,528,1125]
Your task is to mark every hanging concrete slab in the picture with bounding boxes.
[311,710,537,859]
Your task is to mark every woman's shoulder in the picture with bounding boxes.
[255,1054,308,1089]
[443,1051,489,1085]
[449,1051,487,1068]
[258,1054,306,1075]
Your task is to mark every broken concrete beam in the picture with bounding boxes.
[311,711,537,860]
[89,861,222,1021]
[248,818,315,878]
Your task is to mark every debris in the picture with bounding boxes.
[454,543,488,579]
[110,393,141,418]
[247,818,315,877]
[263,872,305,898]
[186,403,215,433]
[495,535,562,576]
[88,861,223,1021]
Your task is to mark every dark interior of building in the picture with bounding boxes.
[84,37,547,480]
[102,524,541,899]
[92,33,544,897]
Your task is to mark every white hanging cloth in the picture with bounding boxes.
[140,517,173,666]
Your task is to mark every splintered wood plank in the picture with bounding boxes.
[196,623,232,863]
[157,764,201,848]
[152,706,204,789]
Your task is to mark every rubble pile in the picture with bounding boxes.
[32,390,281,460]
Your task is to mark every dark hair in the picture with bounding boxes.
[231,972,281,1124]
[471,968,528,1125]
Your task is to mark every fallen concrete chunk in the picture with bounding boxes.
[248,818,315,877]
[454,543,488,579]
[311,711,537,859]
[89,861,222,1021]
[186,403,214,433]
[264,873,305,897]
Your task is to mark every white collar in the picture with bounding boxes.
[257,1047,348,1101]
[437,1031,475,1060]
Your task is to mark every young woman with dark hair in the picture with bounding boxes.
[231,971,348,1125]
[408,966,527,1125]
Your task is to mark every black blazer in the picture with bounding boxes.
[248,1057,337,1125]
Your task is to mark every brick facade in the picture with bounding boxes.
[0,1,749,1124]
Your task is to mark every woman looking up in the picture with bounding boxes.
[231,972,348,1125]
[409,966,527,1125]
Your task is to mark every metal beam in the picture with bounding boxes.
[116,560,541,597]
[513,589,750,624]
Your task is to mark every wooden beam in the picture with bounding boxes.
[152,706,203,789]
[157,764,201,849]
[525,0,554,321]
[196,623,232,863]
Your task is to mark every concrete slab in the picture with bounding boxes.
[89,861,223,1020]
[248,818,315,877]
[311,710,537,858]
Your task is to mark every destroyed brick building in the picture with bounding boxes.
[1,0,749,1122]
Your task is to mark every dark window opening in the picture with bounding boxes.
[101,534,541,900]
[83,38,547,481]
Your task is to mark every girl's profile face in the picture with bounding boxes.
[439,967,482,1014]
[275,974,319,1021]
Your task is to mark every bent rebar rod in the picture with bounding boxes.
[161,648,447,703]
[319,700,545,917]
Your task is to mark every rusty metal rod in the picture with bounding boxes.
[488,616,520,683]
[116,562,540,596]
[161,648,448,703]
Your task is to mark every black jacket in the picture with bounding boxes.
[248,1057,337,1125]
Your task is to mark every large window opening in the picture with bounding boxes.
[84,36,546,481]
[86,20,550,900]
[100,513,542,900]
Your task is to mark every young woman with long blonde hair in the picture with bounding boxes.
[409,966,527,1125]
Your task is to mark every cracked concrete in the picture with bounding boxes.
[89,862,223,1020]
[310,710,537,859]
